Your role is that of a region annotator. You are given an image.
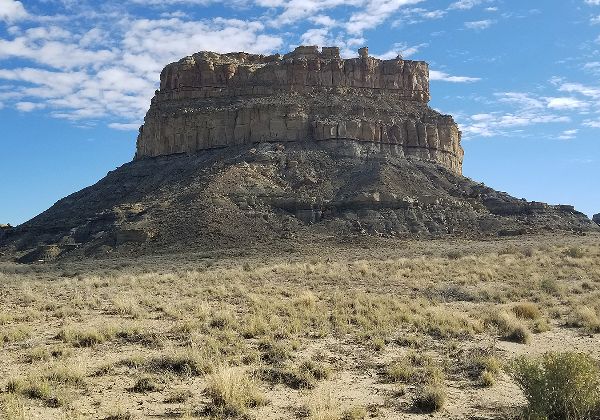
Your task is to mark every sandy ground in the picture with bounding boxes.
[1,233,599,419]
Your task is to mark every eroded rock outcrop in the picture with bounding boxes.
[135,46,464,174]
[594,213,600,225]
[3,47,596,263]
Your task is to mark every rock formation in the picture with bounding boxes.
[136,46,463,174]
[594,213,600,225]
[1,47,597,262]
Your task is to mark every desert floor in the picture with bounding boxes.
[1,233,599,419]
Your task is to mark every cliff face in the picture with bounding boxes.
[135,46,464,174]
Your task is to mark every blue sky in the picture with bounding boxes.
[1,0,599,225]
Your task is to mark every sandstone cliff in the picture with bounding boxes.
[135,46,464,174]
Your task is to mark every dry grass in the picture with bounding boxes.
[566,305,600,333]
[413,384,446,413]
[204,366,267,417]
[301,388,341,420]
[0,235,599,418]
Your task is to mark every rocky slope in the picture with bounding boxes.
[1,141,596,262]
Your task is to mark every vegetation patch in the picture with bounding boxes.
[203,366,267,418]
[512,352,600,420]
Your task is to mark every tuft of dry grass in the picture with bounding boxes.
[164,389,193,404]
[512,302,541,320]
[0,393,25,420]
[512,352,600,420]
[56,325,113,347]
[413,384,446,413]
[384,359,415,383]
[566,306,600,333]
[204,366,267,417]
[488,310,531,344]
[341,406,368,420]
[564,246,585,258]
[1,326,31,345]
[301,388,340,420]
[261,359,332,390]
[146,348,216,376]
[129,376,163,393]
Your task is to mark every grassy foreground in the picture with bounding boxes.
[1,234,600,419]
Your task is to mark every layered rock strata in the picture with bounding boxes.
[135,46,464,174]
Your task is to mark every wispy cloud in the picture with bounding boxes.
[430,70,481,83]
[458,90,581,139]
[557,129,578,140]
[546,97,589,110]
[448,0,488,10]
[464,19,494,30]
[374,42,428,59]
[108,122,140,131]
[0,16,283,127]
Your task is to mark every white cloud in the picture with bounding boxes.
[374,42,427,59]
[16,101,44,112]
[591,15,600,24]
[448,0,487,10]
[464,19,494,30]
[0,0,27,22]
[345,0,424,34]
[584,61,600,71]
[558,82,600,98]
[546,97,589,110]
[309,15,338,27]
[496,92,544,109]
[0,31,117,70]
[300,28,330,45]
[461,111,570,138]
[423,10,446,18]
[108,122,140,131]
[584,119,600,128]
[393,7,446,25]
[459,89,579,139]
[0,15,284,128]
[558,129,578,140]
[585,0,600,5]
[430,70,480,82]
[264,0,364,26]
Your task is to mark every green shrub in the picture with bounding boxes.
[512,352,600,420]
